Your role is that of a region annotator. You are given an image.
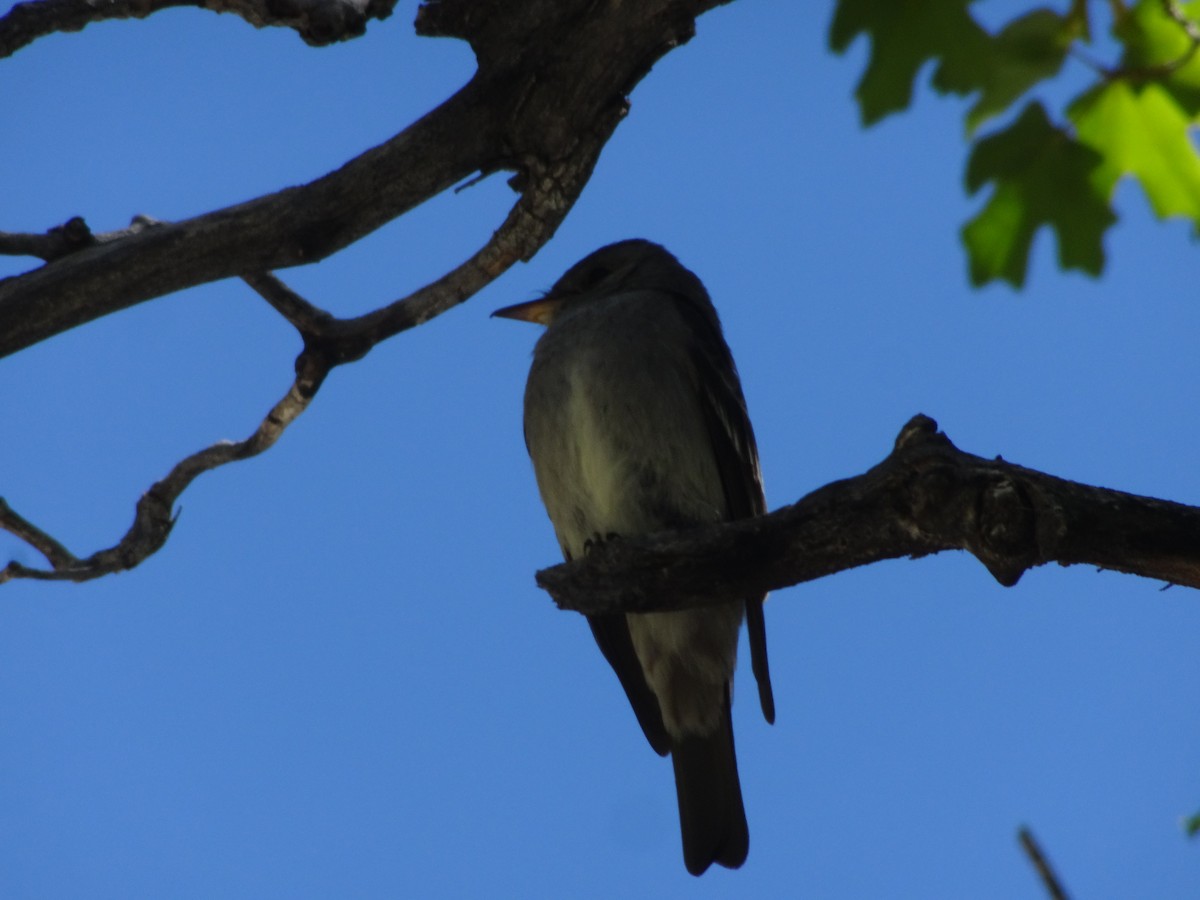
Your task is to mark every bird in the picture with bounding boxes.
[494,239,774,876]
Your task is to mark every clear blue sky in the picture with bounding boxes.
[2,2,1199,897]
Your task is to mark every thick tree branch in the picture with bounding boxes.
[0,0,396,58]
[0,86,491,358]
[536,415,1200,615]
[0,0,730,583]
[0,0,727,360]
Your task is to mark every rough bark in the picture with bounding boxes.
[0,0,731,582]
[536,415,1200,615]
[4,2,1198,602]
[0,0,729,360]
[1,0,397,57]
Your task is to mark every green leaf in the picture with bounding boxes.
[1114,0,1200,116]
[830,0,992,124]
[1186,810,1200,838]
[965,9,1075,134]
[962,102,1115,287]
[1069,80,1200,224]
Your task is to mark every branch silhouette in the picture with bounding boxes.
[1,0,398,58]
[0,0,729,582]
[537,415,1200,615]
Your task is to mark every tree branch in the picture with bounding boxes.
[1018,827,1071,900]
[0,0,733,583]
[0,497,79,571]
[0,0,397,58]
[240,271,336,337]
[0,348,327,584]
[0,86,491,359]
[536,415,1200,615]
[0,0,727,360]
[0,182,575,584]
[0,216,95,261]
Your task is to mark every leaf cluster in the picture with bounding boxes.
[831,0,1200,286]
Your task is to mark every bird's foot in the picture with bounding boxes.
[582,532,621,556]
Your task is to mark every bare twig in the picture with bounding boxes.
[0,352,327,584]
[240,271,336,338]
[1,191,583,584]
[0,216,171,269]
[241,153,602,363]
[1018,827,1071,900]
[0,498,78,569]
[348,155,605,345]
[0,217,93,261]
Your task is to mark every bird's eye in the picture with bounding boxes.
[578,266,612,290]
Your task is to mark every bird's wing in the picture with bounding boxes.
[672,296,776,725]
[587,613,671,756]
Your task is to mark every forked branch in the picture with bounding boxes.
[0,174,573,583]
[0,0,726,584]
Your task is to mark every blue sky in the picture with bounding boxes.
[2,2,1199,897]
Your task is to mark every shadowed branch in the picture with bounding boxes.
[0,0,397,58]
[0,0,729,584]
[537,415,1200,614]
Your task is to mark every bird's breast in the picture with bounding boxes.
[523,296,724,557]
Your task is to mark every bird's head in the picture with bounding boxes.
[492,239,709,326]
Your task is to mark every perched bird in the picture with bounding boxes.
[494,239,774,876]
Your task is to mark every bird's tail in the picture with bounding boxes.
[670,689,748,876]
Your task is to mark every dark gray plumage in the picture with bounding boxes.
[495,239,773,876]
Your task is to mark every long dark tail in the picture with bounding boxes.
[669,688,748,876]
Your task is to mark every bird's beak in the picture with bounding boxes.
[491,295,561,326]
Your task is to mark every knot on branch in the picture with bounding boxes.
[0,217,96,264]
[973,478,1039,587]
[894,413,939,450]
[129,487,177,557]
[534,413,1200,617]
[50,216,95,254]
[292,347,334,398]
[263,0,356,42]
[891,419,1042,587]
